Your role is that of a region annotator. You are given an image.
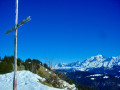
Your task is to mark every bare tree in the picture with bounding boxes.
[45,57,54,70]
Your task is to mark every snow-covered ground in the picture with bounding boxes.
[89,74,103,77]
[103,76,109,79]
[0,70,65,90]
[90,78,95,80]
[86,74,103,77]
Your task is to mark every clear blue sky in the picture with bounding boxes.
[0,0,120,64]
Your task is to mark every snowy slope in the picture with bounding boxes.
[0,70,66,90]
[53,55,120,71]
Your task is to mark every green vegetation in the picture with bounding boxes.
[0,56,43,74]
[37,65,63,88]
[0,56,14,74]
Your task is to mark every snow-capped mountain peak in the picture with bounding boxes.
[53,55,120,71]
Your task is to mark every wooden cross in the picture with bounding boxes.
[5,0,31,90]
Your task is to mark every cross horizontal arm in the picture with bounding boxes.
[5,16,31,35]
[17,16,31,28]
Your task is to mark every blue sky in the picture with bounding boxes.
[0,0,120,64]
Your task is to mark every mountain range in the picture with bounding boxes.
[53,55,120,71]
[53,55,120,90]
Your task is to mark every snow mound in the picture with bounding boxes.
[90,78,95,80]
[103,76,109,79]
[90,74,103,77]
[86,74,103,77]
[0,70,64,90]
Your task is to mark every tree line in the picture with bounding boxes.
[0,56,51,74]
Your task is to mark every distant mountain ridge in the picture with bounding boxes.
[53,55,120,71]
[54,55,120,90]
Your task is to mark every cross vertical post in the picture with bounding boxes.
[5,0,31,90]
[13,0,18,90]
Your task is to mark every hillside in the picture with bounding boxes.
[0,70,66,90]
[0,56,77,90]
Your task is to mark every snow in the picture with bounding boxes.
[53,55,120,71]
[103,62,108,67]
[0,70,65,90]
[76,68,86,71]
[103,76,109,79]
[87,74,103,77]
[45,69,47,71]
[117,84,120,87]
[118,62,120,66]
[115,76,120,78]
[90,74,103,77]
[90,78,95,80]
[48,72,51,74]
[58,80,76,90]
